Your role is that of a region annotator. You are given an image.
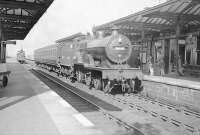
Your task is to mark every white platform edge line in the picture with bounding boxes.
[58,100,72,108]
[73,113,94,127]
[49,91,59,97]
[42,85,50,89]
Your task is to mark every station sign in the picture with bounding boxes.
[178,39,186,44]
[1,41,16,45]
[4,40,16,45]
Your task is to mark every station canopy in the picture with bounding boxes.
[0,0,54,41]
[93,0,200,39]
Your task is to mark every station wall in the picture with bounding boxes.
[142,79,200,113]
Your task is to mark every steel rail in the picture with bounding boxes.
[105,94,200,134]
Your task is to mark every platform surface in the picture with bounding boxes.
[144,74,200,90]
[0,58,103,135]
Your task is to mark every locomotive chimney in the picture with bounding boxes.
[111,25,119,36]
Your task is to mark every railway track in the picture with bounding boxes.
[31,69,146,135]
[101,94,200,135]
[31,66,200,135]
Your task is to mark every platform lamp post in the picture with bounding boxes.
[0,22,16,63]
[1,40,16,63]
[0,23,15,87]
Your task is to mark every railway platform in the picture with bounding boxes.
[3,58,200,135]
[0,58,104,135]
[38,63,200,135]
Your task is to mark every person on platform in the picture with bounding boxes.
[128,79,135,94]
[159,58,165,76]
[121,77,126,96]
[133,77,143,94]
[57,62,61,76]
[177,56,184,76]
[148,56,154,76]
[104,77,111,93]
[89,80,93,90]
[135,55,141,68]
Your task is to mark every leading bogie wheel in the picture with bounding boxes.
[2,76,8,87]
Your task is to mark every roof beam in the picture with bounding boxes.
[143,11,200,23]
[1,21,31,28]
[5,35,24,40]
[3,29,29,33]
[3,28,29,36]
[0,0,44,10]
[4,34,26,37]
[4,33,26,40]
[117,21,174,31]
[0,14,36,22]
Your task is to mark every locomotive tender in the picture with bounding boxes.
[34,30,142,93]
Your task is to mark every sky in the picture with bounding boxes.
[7,0,167,57]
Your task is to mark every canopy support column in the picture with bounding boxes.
[175,19,181,72]
[141,24,145,71]
[0,22,2,63]
[0,22,6,63]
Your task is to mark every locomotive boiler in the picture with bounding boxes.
[80,31,132,67]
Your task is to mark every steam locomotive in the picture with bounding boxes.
[34,29,142,93]
[17,49,26,64]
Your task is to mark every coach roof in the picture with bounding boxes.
[55,33,86,43]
